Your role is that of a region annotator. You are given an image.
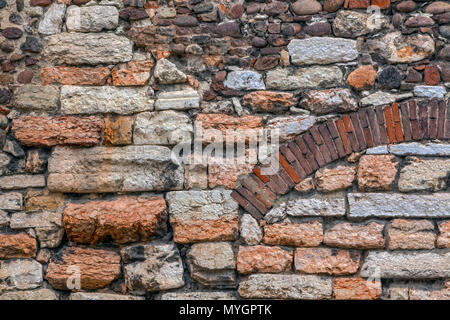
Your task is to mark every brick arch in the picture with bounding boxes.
[231,98,450,218]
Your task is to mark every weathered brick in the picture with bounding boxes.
[357,155,399,191]
[237,245,292,275]
[437,221,450,248]
[242,91,297,113]
[314,165,356,192]
[208,158,254,189]
[103,115,133,145]
[0,233,37,259]
[263,220,323,247]
[294,248,361,275]
[12,116,103,147]
[388,219,436,250]
[333,277,381,300]
[40,66,110,85]
[324,222,385,249]
[111,60,153,86]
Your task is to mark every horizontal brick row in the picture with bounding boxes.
[232,98,450,215]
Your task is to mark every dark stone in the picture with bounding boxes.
[396,0,416,13]
[9,13,23,25]
[268,23,281,34]
[392,13,403,29]
[260,46,280,55]
[267,34,288,47]
[123,0,144,7]
[2,61,14,73]
[264,1,289,16]
[254,55,279,71]
[228,4,244,19]
[251,37,267,48]
[192,3,214,13]
[215,22,240,37]
[16,0,23,11]
[0,88,12,104]
[20,36,42,53]
[173,15,198,27]
[246,3,262,15]
[281,23,301,36]
[437,62,450,82]
[405,16,435,28]
[405,67,422,83]
[440,25,450,38]
[434,12,450,24]
[0,40,15,53]
[0,0,6,9]
[439,45,450,61]
[29,0,51,6]
[304,22,331,36]
[2,27,23,39]
[378,66,402,89]
[119,7,148,21]
[17,69,33,84]
[24,56,39,66]
[71,0,90,4]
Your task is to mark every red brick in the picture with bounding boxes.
[295,135,320,171]
[231,190,262,220]
[294,248,361,275]
[384,105,396,144]
[252,167,269,183]
[346,0,370,9]
[371,0,390,9]
[237,245,292,275]
[303,132,326,167]
[317,123,339,161]
[400,102,412,141]
[288,141,313,175]
[358,109,375,148]
[428,100,439,139]
[424,65,440,85]
[280,146,307,179]
[410,100,422,140]
[391,103,404,142]
[12,116,103,147]
[367,108,381,146]
[375,105,389,144]
[335,119,352,155]
[437,100,447,139]
[418,101,429,139]
[278,153,301,184]
[327,119,347,157]
[343,114,360,152]
[350,112,367,150]
[236,185,268,215]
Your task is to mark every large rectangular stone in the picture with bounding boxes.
[361,251,450,279]
[47,146,184,193]
[60,86,154,115]
[44,33,133,65]
[238,274,332,299]
[166,190,238,243]
[348,193,450,218]
[14,85,60,113]
[0,175,46,190]
[154,89,200,110]
[287,37,358,65]
[389,142,450,156]
[286,192,346,217]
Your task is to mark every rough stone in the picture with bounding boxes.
[314,166,356,192]
[14,85,59,113]
[348,193,450,218]
[66,5,118,32]
[38,3,66,35]
[266,115,316,142]
[224,71,265,90]
[301,89,358,115]
[47,146,184,193]
[378,66,402,89]
[0,260,42,292]
[44,33,133,65]
[357,155,399,191]
[360,251,450,279]
[60,86,154,115]
[347,65,376,91]
[437,221,450,248]
[333,10,387,38]
[237,245,292,275]
[167,190,238,243]
[121,242,184,294]
[333,278,381,300]
[263,220,323,247]
[24,189,64,212]
[324,222,385,249]
[112,60,153,86]
[324,0,344,12]
[0,233,36,259]
[0,193,23,210]
[64,196,166,244]
[160,292,236,300]
[294,248,361,275]
[155,89,200,110]
[208,158,254,189]
[266,67,343,90]
[40,66,110,85]
[242,91,297,113]
[133,111,192,145]
[291,0,322,15]
[103,115,133,145]
[240,214,262,245]
[388,219,436,250]
[0,210,8,227]
[288,37,358,65]
[70,292,143,300]
[12,116,103,147]
[413,86,447,99]
[286,192,346,217]
[0,175,45,190]
[409,282,450,300]
[46,247,121,290]
[389,142,450,156]
[153,59,186,84]
[398,157,450,192]
[425,1,450,14]
[368,32,435,64]
[0,288,57,300]
[188,242,236,288]
[238,274,332,299]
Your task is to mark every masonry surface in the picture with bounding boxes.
[0,0,450,300]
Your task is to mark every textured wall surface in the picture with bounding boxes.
[0,0,450,300]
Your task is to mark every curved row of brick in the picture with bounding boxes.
[231,98,450,217]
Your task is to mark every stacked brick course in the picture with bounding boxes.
[0,0,449,300]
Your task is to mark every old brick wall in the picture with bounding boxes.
[0,0,449,300]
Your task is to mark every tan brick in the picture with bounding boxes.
[315,165,356,192]
[111,60,153,86]
[263,220,323,247]
[0,233,36,259]
[46,247,121,290]
[324,222,385,249]
[103,115,133,146]
[237,245,292,275]
[40,66,110,85]
[346,65,376,91]
[12,116,103,147]
[64,196,166,244]
[388,219,436,250]
[171,218,239,244]
[294,248,361,275]
[333,277,382,300]
[437,221,450,248]
[357,155,399,191]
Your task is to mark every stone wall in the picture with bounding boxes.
[0,0,449,300]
